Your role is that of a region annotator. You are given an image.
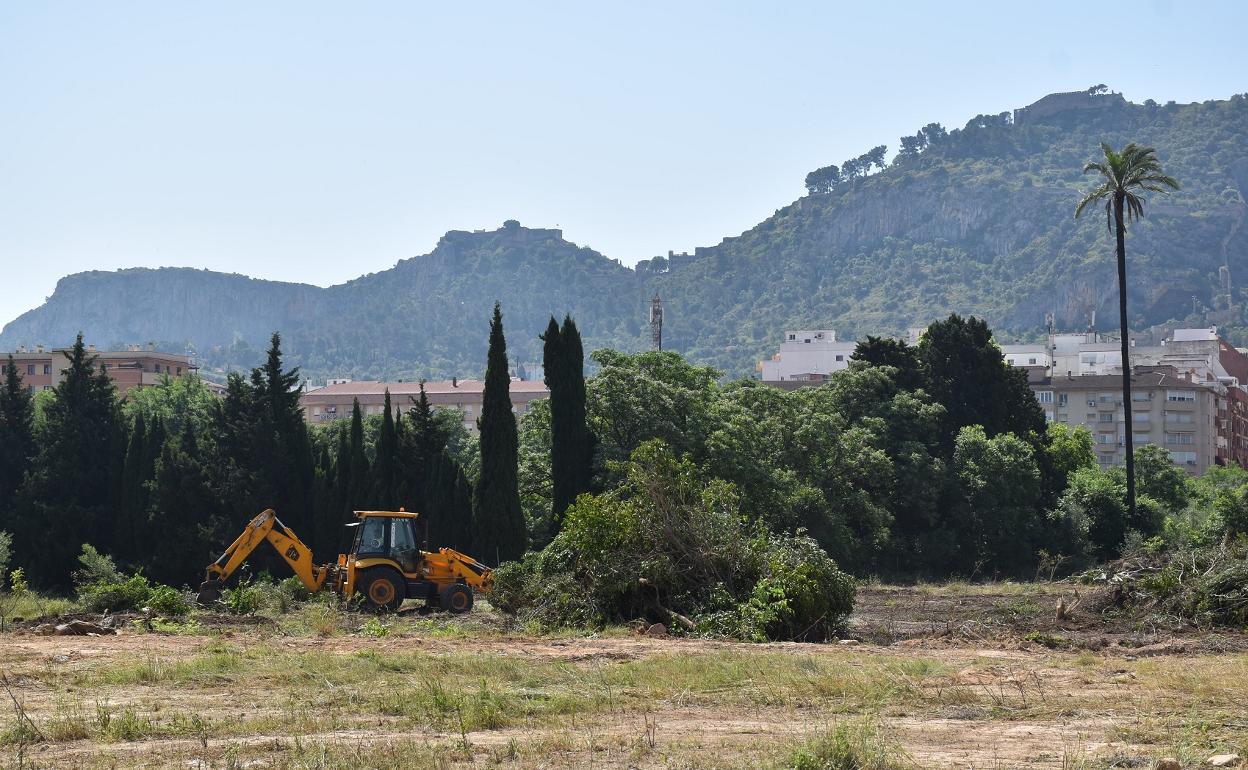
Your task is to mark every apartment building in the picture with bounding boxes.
[299,379,550,433]
[1036,367,1218,474]
[758,330,857,388]
[1012,327,1248,472]
[6,343,194,396]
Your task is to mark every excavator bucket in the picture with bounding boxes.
[197,579,224,607]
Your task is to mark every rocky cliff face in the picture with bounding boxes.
[0,268,323,353]
[4,94,1246,379]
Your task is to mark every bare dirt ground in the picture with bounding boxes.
[1,584,1244,769]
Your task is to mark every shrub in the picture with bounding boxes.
[223,582,262,615]
[78,574,153,613]
[494,440,856,641]
[146,585,191,617]
[72,544,123,589]
[782,719,902,770]
[698,533,855,642]
[360,616,390,637]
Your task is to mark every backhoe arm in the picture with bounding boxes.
[198,509,329,604]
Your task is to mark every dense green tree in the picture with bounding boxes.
[951,425,1042,576]
[1076,142,1180,526]
[116,412,150,562]
[147,426,222,585]
[0,356,34,520]
[424,450,473,553]
[12,335,120,587]
[804,164,841,194]
[588,350,720,464]
[544,315,594,525]
[124,374,217,437]
[1041,422,1096,498]
[1132,444,1188,523]
[851,336,924,390]
[211,333,314,535]
[917,314,1045,450]
[473,302,526,564]
[1052,467,1129,561]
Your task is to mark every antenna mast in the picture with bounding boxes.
[649,293,664,351]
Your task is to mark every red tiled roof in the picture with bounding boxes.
[304,379,549,397]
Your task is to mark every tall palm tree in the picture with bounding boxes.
[1075,142,1179,523]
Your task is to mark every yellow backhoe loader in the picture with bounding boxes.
[197,509,492,612]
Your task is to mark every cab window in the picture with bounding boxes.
[355,517,386,556]
[390,518,420,572]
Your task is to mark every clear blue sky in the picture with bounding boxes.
[2,1,1245,327]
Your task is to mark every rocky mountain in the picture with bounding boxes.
[3,91,1247,380]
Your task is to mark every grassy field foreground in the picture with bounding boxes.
[0,584,1245,769]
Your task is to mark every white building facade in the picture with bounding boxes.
[758,330,857,385]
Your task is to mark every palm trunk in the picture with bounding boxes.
[1114,192,1137,524]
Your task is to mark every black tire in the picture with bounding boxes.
[439,583,473,614]
[358,568,405,612]
[196,580,223,607]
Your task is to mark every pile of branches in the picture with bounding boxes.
[1079,536,1248,627]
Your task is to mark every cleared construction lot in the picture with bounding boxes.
[1,583,1245,769]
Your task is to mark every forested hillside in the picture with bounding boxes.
[3,92,1246,379]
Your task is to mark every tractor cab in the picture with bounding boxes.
[347,510,424,573]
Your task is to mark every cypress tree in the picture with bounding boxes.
[0,355,34,523]
[541,317,566,516]
[408,382,447,463]
[560,315,593,514]
[147,426,220,585]
[310,444,337,560]
[473,302,526,564]
[451,462,474,553]
[13,334,119,587]
[424,450,474,553]
[329,422,353,541]
[257,332,314,532]
[373,390,397,508]
[545,314,594,524]
[346,398,370,512]
[116,412,149,561]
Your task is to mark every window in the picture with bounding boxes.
[1028,357,1038,365]
[1036,391,1054,404]
[1098,454,1116,465]
[1132,391,1151,402]
[835,355,844,362]
[1098,433,1116,444]
[26,364,34,375]
[1098,393,1117,403]
[1167,390,1196,402]
[804,338,811,344]
[1086,413,1096,422]
[1044,410,1054,422]
[1058,393,1068,406]
[42,365,50,375]
[1164,411,1194,424]
[1169,451,1197,466]
[788,334,795,341]
[1165,432,1194,445]
[176,367,182,375]
[1132,412,1150,423]
[1098,413,1114,423]
[1134,433,1151,444]
[389,518,420,572]
[354,517,386,557]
